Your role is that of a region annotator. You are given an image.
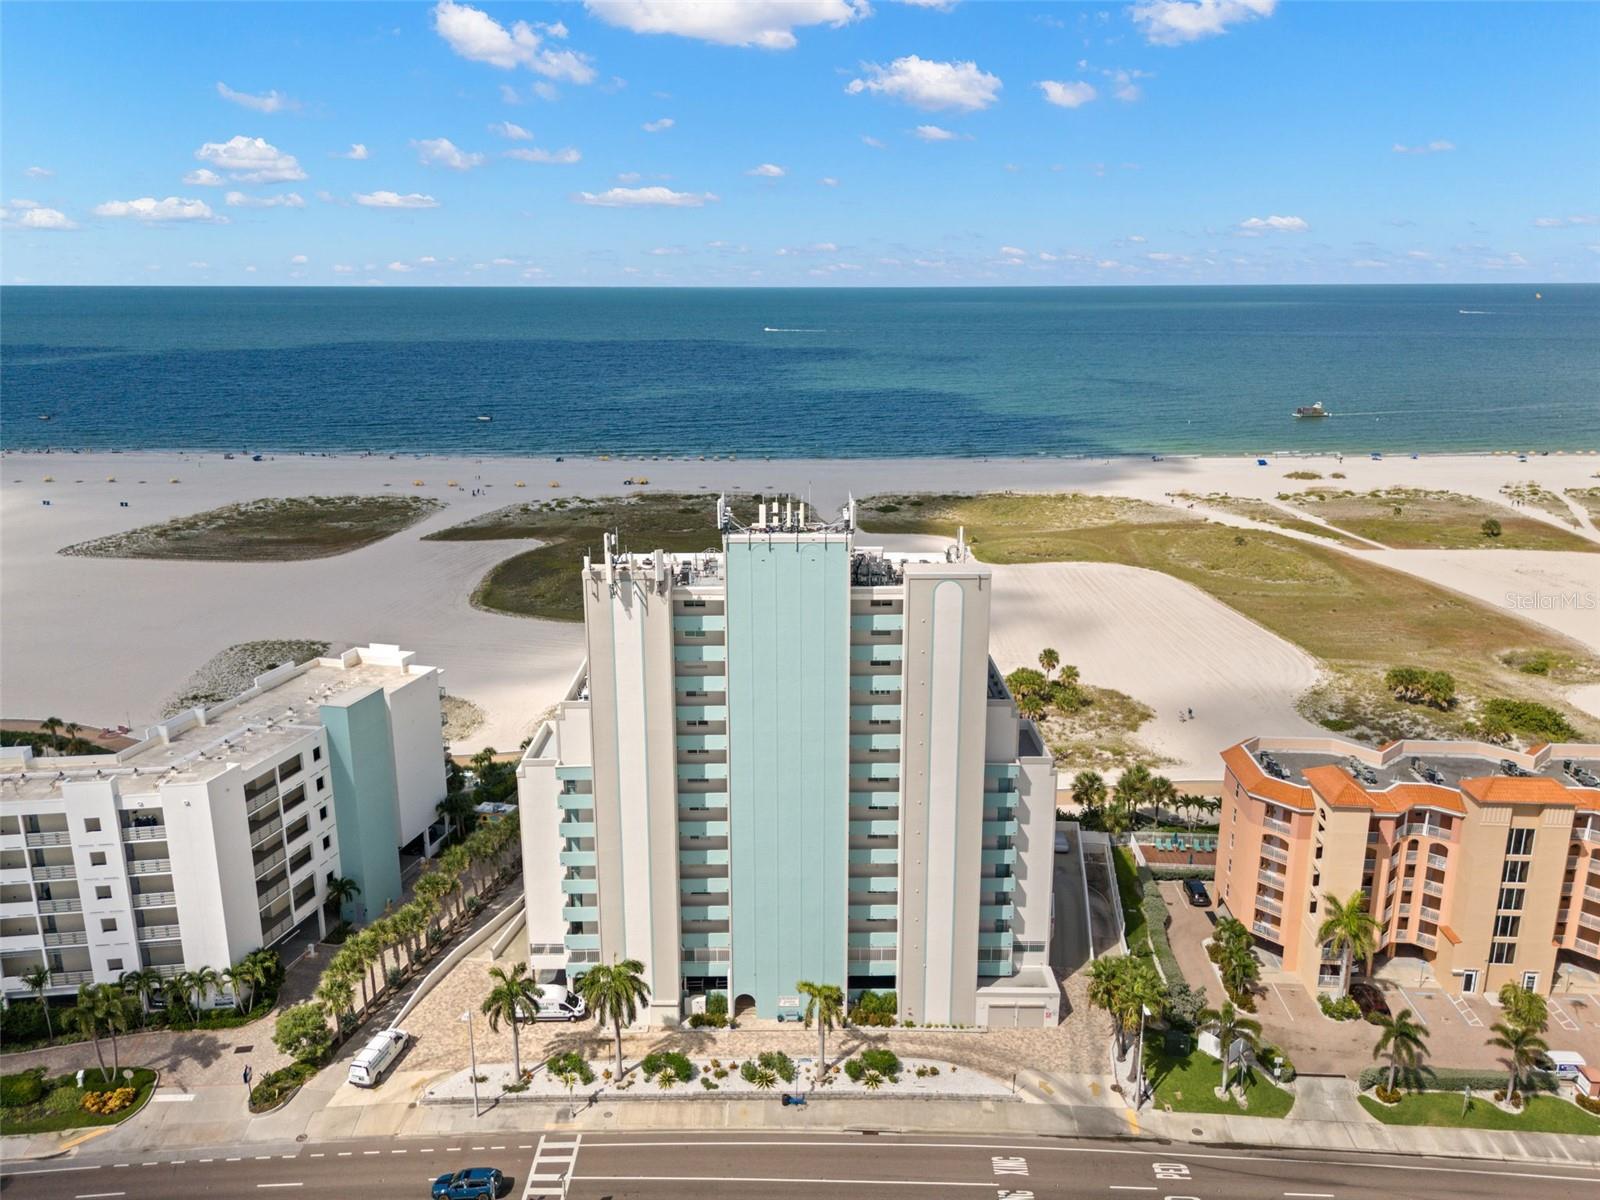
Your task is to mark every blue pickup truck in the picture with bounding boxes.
[431,1167,506,1199]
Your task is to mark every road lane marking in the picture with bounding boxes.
[1285,1193,1334,1197]
[74,1193,126,1198]
[581,1176,992,1189]
[1109,1188,1157,1192]
[257,1185,303,1190]
[336,1151,351,1157]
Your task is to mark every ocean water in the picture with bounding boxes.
[3,285,1596,458]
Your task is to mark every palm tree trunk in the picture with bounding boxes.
[511,1022,522,1080]
[1507,1066,1517,1102]
[111,1029,121,1079]
[1388,1056,1397,1093]
[1220,1046,1228,1093]
[818,1022,826,1071]
[38,993,53,1042]
[89,1031,108,1084]
[1342,947,1353,998]
[613,1017,624,1080]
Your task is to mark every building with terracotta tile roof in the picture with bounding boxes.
[1217,735,1600,997]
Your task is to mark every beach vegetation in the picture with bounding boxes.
[1383,666,1456,709]
[59,495,441,561]
[1008,655,1157,772]
[1500,482,1581,526]
[1281,487,1593,551]
[1177,491,1365,545]
[1564,487,1600,522]
[1283,470,1322,480]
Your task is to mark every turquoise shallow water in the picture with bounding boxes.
[2,284,1596,457]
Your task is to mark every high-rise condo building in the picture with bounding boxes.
[518,498,1061,1027]
[1218,735,1600,996]
[0,645,448,1005]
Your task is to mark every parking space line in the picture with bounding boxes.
[1270,983,1295,1021]
[1394,986,1428,1026]
[1447,992,1483,1027]
[1548,999,1581,1032]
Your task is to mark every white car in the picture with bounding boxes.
[518,984,587,1022]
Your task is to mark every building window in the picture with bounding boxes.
[1489,941,1517,964]
[322,836,332,850]
[90,851,107,866]
[100,918,117,932]
[1494,915,1522,939]
[95,885,112,899]
[313,746,323,762]
[84,817,102,833]
[1497,887,1525,911]
[107,958,123,972]
[1506,828,1535,856]
[318,806,328,822]
[1502,860,1529,884]
[316,777,326,792]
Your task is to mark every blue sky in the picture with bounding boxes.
[3,0,1596,286]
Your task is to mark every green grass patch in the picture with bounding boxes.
[1564,487,1600,522]
[1358,1092,1600,1134]
[0,1068,157,1135]
[1112,847,1147,949]
[1177,492,1368,547]
[1145,1046,1294,1118]
[1501,482,1582,528]
[1284,487,1595,551]
[1040,684,1160,773]
[60,496,441,561]
[426,493,730,621]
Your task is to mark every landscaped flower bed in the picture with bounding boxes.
[0,1068,158,1135]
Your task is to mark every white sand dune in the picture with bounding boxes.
[4,448,1596,763]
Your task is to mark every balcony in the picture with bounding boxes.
[562,905,599,923]
[1580,912,1600,934]
[850,903,900,921]
[1263,816,1292,834]
[1255,893,1282,915]
[261,916,294,945]
[127,859,171,876]
[1252,919,1280,938]
[673,643,726,663]
[37,898,82,914]
[679,849,730,867]
[1397,822,1450,841]
[980,847,1017,866]
[257,877,289,908]
[1259,843,1289,865]
[1259,864,1286,886]
[1576,826,1600,845]
[30,865,75,882]
[558,821,596,839]
[253,846,287,878]
[565,933,600,951]
[557,792,594,811]
[1577,937,1600,956]
[23,831,72,848]
[1427,853,1449,871]
[250,816,284,848]
[131,891,176,908]
[246,787,279,820]
[136,924,182,943]
[683,905,730,922]
[42,930,87,947]
[1415,932,1437,948]
[1586,886,1600,904]
[560,850,597,868]
[1423,879,1445,897]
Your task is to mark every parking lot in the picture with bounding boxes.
[1158,880,1600,1076]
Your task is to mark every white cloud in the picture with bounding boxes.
[642,117,675,132]
[183,168,226,187]
[354,190,441,208]
[499,83,523,104]
[1392,139,1455,155]
[291,254,309,264]
[337,143,370,160]
[93,196,223,222]
[189,261,210,269]
[999,245,1026,257]
[1238,214,1309,234]
[647,245,684,255]
[1127,234,1147,243]
[820,176,840,186]
[504,146,582,164]
[432,1,597,82]
[216,81,299,114]
[1105,68,1147,102]
[224,190,306,208]
[194,135,307,183]
[861,135,886,149]
[24,166,54,179]
[746,162,786,177]
[1131,0,1276,45]
[913,124,962,141]
[533,80,561,100]
[1532,214,1598,228]
[412,137,486,170]
[3,201,77,231]
[574,185,717,207]
[1038,80,1097,108]
[388,261,413,272]
[616,171,643,183]
[1350,259,1388,269]
[847,55,1001,111]
[333,263,357,273]
[584,0,867,49]
[489,121,533,140]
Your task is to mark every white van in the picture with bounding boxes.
[518,984,586,1022]
[1544,1050,1587,1081]
[347,1028,408,1088]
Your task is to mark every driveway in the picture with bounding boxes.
[1158,880,1222,1005]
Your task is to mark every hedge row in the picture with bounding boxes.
[1146,865,1215,881]
[1356,1065,1559,1094]
[1136,863,1186,986]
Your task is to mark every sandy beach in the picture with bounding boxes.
[4,448,1597,777]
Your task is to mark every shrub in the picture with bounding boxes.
[1355,1065,1559,1093]
[1481,518,1502,538]
[249,1061,317,1112]
[701,1077,718,1090]
[1284,471,1322,480]
[386,966,404,988]
[81,1087,136,1115]
[1384,666,1456,710]
[844,1049,901,1082]
[706,992,729,1019]
[1577,1093,1600,1115]
[849,989,898,1027]
[757,1051,796,1083]
[1258,1045,1296,1082]
[1163,981,1206,1031]
[1319,994,1360,1021]
[1147,865,1215,881]
[0,1070,46,1108]
[1373,1085,1401,1104]
[546,1052,594,1086]
[0,1002,53,1046]
[1479,698,1578,742]
[640,1051,693,1082]
[273,1002,333,1065]
[744,1066,778,1089]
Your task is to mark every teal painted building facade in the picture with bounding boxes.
[725,532,851,1016]
[319,687,404,925]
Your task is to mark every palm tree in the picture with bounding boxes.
[101,985,138,1079]
[39,715,64,751]
[1086,956,1136,1060]
[1316,891,1380,999]
[119,967,160,1026]
[1071,770,1106,812]
[1038,648,1060,680]
[326,876,361,922]
[331,947,369,1014]
[1200,1000,1262,1095]
[350,930,382,1001]
[315,966,357,1037]
[576,958,651,1080]
[21,965,54,1041]
[438,789,477,844]
[63,722,83,753]
[63,985,110,1082]
[1215,930,1261,1002]
[162,972,193,1020]
[188,965,222,1013]
[797,981,844,1071]
[1125,958,1166,1106]
[1496,982,1549,1035]
[1488,1020,1549,1105]
[392,903,427,968]
[1114,764,1154,832]
[481,962,543,1081]
[1147,775,1178,826]
[1372,1008,1428,1093]
[1015,692,1048,723]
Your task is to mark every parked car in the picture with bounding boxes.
[1054,829,1072,854]
[347,1028,408,1088]
[431,1167,506,1199]
[1182,878,1210,907]
[516,983,587,1022]
[1349,981,1391,1021]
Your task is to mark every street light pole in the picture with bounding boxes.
[461,1010,480,1118]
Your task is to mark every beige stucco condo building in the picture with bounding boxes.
[1218,734,1600,997]
[518,498,1061,1028]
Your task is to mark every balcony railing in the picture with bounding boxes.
[1259,864,1286,885]
[131,891,176,909]
[1255,893,1282,915]
[23,831,72,848]
[1397,823,1449,841]
[257,877,289,908]
[1577,937,1600,956]
[1415,932,1437,948]
[1259,844,1289,865]
[122,825,167,842]
[1423,879,1445,897]
[261,916,294,945]
[246,787,280,820]
[127,859,171,875]
[37,898,81,914]
[1263,816,1292,834]
[43,930,87,947]
[1580,912,1600,934]
[1252,919,1280,938]
[1427,853,1449,871]
[1586,886,1600,904]
[1576,827,1600,845]
[253,847,287,878]
[30,865,75,881]
[250,817,284,848]
[136,924,182,942]
[5,968,93,988]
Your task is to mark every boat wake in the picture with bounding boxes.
[763,327,825,333]
[1458,309,1490,315]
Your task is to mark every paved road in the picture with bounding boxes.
[5,1131,1597,1199]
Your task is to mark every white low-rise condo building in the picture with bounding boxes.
[519,498,1061,1028]
[0,645,447,1004]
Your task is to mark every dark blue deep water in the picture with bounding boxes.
[3,285,1596,457]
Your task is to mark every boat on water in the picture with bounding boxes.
[475,415,492,422]
[1292,402,1330,419]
